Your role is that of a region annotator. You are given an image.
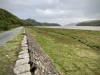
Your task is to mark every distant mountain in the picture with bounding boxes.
[24,18,38,26]
[64,23,78,26]
[0,8,26,31]
[76,20,100,26]
[0,8,61,31]
[24,18,61,26]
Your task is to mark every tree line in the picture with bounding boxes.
[24,18,61,26]
[76,20,100,26]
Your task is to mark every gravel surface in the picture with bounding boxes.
[0,27,22,46]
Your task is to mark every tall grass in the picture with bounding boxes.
[26,27,100,75]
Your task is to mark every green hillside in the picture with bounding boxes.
[24,18,38,26]
[24,18,61,26]
[76,20,100,26]
[0,8,26,31]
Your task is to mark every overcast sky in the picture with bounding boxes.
[0,0,100,25]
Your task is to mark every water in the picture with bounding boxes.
[37,26,100,31]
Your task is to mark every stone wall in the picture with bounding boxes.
[14,31,31,75]
[25,30,61,75]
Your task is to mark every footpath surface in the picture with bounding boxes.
[13,31,31,75]
[0,27,22,46]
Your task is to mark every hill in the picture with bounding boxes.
[0,8,26,31]
[64,23,78,26]
[24,18,61,26]
[76,20,100,26]
[0,8,60,31]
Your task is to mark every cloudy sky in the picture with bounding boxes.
[0,0,100,25]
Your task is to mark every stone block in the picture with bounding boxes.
[19,50,28,54]
[22,40,27,44]
[18,53,29,58]
[21,44,28,47]
[21,46,28,50]
[19,72,31,75]
[14,64,30,74]
[15,58,29,67]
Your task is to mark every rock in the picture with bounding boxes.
[19,50,28,54]
[19,72,31,75]
[15,58,29,67]
[18,53,29,58]
[22,38,27,43]
[21,42,27,44]
[22,38,27,42]
[14,64,30,74]
[21,46,28,50]
[22,41,27,44]
[21,44,28,47]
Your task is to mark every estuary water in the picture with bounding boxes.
[37,26,100,31]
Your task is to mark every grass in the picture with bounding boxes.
[0,28,23,75]
[26,27,100,75]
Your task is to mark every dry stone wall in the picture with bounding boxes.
[13,31,31,75]
[25,30,61,75]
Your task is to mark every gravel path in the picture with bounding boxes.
[0,27,22,46]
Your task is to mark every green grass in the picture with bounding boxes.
[0,28,23,75]
[26,27,100,75]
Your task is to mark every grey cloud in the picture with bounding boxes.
[0,0,100,25]
[83,0,100,19]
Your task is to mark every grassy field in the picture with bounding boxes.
[0,28,23,75]
[26,27,100,75]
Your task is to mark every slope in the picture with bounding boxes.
[76,20,100,26]
[0,8,26,31]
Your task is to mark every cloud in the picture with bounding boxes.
[83,0,100,19]
[0,0,100,25]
